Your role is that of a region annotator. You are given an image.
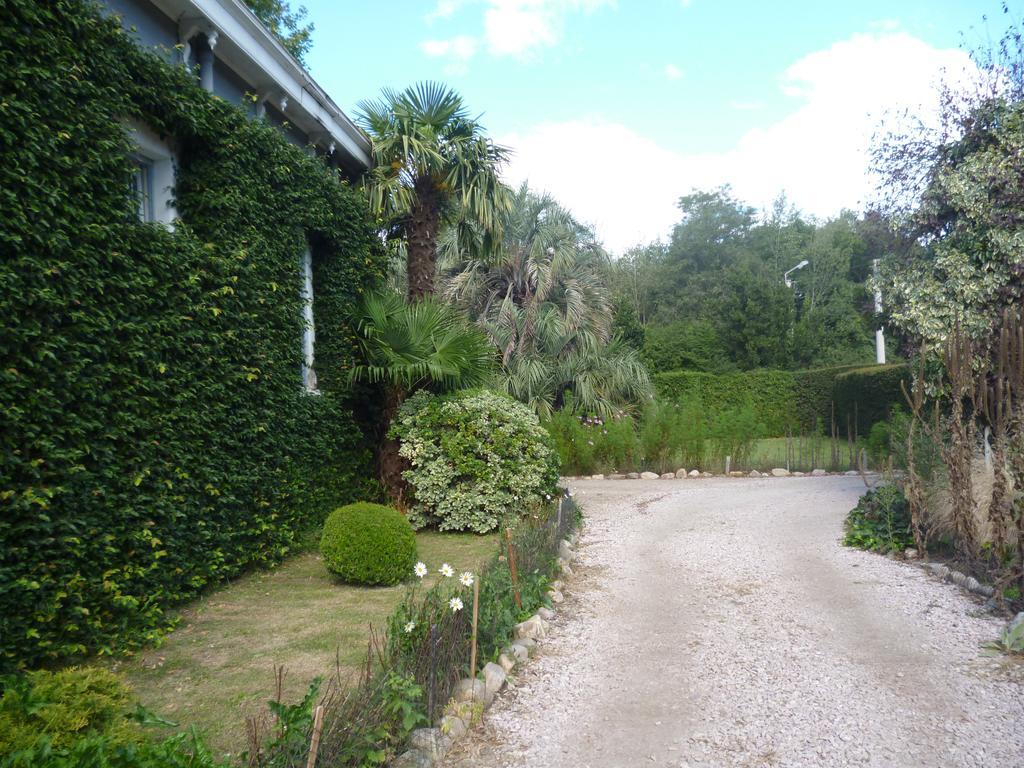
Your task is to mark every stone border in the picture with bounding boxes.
[920,560,997,600]
[563,469,871,481]
[390,530,581,767]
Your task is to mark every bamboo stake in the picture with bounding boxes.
[306,705,324,768]
[469,579,480,679]
[505,528,522,610]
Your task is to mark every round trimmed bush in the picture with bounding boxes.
[320,503,418,585]
[389,389,560,533]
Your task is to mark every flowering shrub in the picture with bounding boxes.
[389,389,559,533]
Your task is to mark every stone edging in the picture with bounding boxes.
[390,530,581,767]
[920,560,997,600]
[563,469,872,481]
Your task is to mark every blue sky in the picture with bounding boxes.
[303,0,1012,253]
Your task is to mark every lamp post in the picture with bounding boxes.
[873,258,886,365]
[783,259,808,288]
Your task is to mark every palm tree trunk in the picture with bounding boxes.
[378,384,410,507]
[407,182,442,301]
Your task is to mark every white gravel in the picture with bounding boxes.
[443,477,1024,768]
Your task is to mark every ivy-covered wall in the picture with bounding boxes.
[0,0,386,670]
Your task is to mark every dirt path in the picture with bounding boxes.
[443,477,1024,768]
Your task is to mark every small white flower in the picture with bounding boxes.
[459,571,474,587]
[545,493,551,500]
[414,562,428,578]
[404,621,416,633]
[449,597,464,612]
[439,563,454,578]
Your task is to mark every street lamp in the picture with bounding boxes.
[783,259,809,288]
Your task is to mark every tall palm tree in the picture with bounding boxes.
[441,184,653,417]
[350,291,495,498]
[357,82,512,301]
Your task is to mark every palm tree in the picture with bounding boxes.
[350,291,495,497]
[441,184,653,417]
[357,82,512,301]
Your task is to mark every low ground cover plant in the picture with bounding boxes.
[0,667,227,768]
[390,389,560,533]
[843,485,914,553]
[320,503,418,586]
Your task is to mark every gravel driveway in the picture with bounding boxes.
[442,476,1024,768]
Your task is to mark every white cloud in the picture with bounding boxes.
[499,31,979,254]
[422,0,613,61]
[664,63,684,80]
[420,35,478,61]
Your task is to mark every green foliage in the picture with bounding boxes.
[320,504,418,586]
[791,364,863,432]
[0,0,385,670]
[843,486,914,553]
[983,620,1024,657]
[242,0,314,63]
[1,728,229,768]
[705,404,759,469]
[349,291,495,392]
[654,370,797,438]
[0,668,135,755]
[867,421,892,465]
[357,82,511,299]
[390,390,560,532]
[544,409,639,476]
[641,320,730,373]
[0,668,228,768]
[442,184,652,417]
[833,365,911,438]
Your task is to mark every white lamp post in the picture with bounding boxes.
[783,259,809,288]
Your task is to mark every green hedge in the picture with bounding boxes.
[792,364,865,433]
[0,0,386,670]
[833,365,911,438]
[655,364,904,438]
[653,370,797,437]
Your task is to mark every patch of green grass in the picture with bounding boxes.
[103,530,497,758]
[741,436,870,473]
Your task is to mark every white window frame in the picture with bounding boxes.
[300,245,318,393]
[126,120,178,227]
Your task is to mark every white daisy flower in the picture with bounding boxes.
[404,621,416,633]
[449,597,464,612]
[459,571,474,587]
[439,563,454,578]
[414,562,428,578]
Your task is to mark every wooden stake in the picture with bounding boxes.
[306,705,324,768]
[470,579,480,679]
[505,528,522,610]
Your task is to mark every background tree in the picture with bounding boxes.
[243,0,313,63]
[441,184,652,416]
[357,82,511,301]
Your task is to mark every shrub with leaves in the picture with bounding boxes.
[390,389,559,533]
[320,503,418,586]
[843,485,914,553]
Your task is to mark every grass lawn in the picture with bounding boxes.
[105,530,498,757]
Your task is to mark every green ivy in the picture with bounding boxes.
[0,0,387,670]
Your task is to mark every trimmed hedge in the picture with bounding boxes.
[320,503,418,586]
[833,365,911,438]
[655,364,905,438]
[0,0,386,670]
[653,370,797,437]
[792,364,865,432]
